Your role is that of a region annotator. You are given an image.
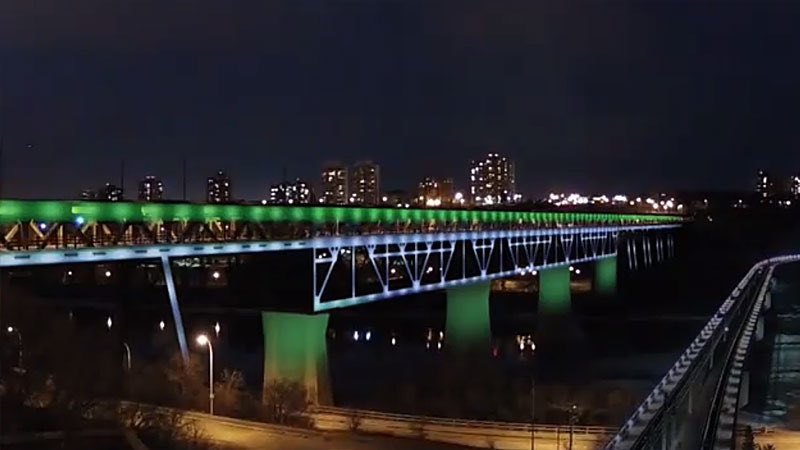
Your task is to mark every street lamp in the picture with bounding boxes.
[122,342,131,371]
[530,339,537,450]
[6,326,23,369]
[568,404,579,450]
[196,334,214,415]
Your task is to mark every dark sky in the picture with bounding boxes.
[1,1,799,200]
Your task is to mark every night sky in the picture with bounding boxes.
[1,1,799,201]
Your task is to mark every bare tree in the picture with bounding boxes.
[261,379,310,426]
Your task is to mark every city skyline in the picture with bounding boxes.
[3,3,800,200]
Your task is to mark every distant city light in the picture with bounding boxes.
[365,331,372,341]
[214,322,221,336]
[391,336,397,346]
[106,316,113,330]
[212,271,220,280]
[353,331,360,341]
[104,270,112,278]
[159,320,166,331]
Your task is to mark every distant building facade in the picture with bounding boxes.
[207,171,232,203]
[790,175,800,199]
[350,161,380,205]
[320,165,348,205]
[755,169,775,204]
[417,177,456,207]
[469,153,517,205]
[269,179,313,205]
[138,176,164,202]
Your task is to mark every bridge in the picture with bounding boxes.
[0,200,684,403]
[604,254,799,450]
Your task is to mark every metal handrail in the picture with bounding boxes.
[603,256,799,450]
[700,267,772,449]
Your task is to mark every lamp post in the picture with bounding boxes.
[530,339,537,450]
[122,342,131,371]
[568,404,579,450]
[196,334,214,415]
[6,326,22,369]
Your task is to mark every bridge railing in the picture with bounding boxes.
[604,255,800,450]
[312,405,617,436]
[0,200,684,251]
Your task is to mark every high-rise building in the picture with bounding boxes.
[80,189,97,200]
[385,189,411,208]
[350,161,380,205]
[269,179,313,205]
[790,175,800,199]
[320,165,348,205]
[207,171,232,203]
[138,176,164,202]
[755,169,775,203]
[100,183,124,202]
[469,153,517,205]
[417,177,456,207]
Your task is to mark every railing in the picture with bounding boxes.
[313,405,616,436]
[604,255,800,450]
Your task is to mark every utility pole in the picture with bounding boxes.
[120,160,125,199]
[182,157,187,201]
[568,404,578,450]
[530,375,535,450]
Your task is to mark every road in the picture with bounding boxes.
[190,413,475,450]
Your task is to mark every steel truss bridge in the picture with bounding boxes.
[0,200,684,362]
[604,254,800,450]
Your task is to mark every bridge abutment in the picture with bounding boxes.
[594,255,617,296]
[445,281,491,354]
[261,312,332,405]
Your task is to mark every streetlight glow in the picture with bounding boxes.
[6,326,13,333]
[159,320,166,331]
[195,334,215,415]
[106,316,113,329]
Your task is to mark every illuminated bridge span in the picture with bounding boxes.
[0,200,684,404]
[605,255,799,450]
[0,200,680,250]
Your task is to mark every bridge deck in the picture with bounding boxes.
[0,200,683,251]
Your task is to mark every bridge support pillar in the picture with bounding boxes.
[764,291,772,311]
[539,265,571,314]
[262,312,331,405]
[756,316,765,342]
[446,281,491,354]
[161,256,189,363]
[594,256,617,296]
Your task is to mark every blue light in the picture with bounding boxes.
[74,216,85,226]
[38,222,47,231]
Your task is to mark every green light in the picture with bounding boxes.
[0,200,684,226]
[539,265,571,314]
[445,282,492,353]
[594,256,617,296]
[262,312,330,404]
